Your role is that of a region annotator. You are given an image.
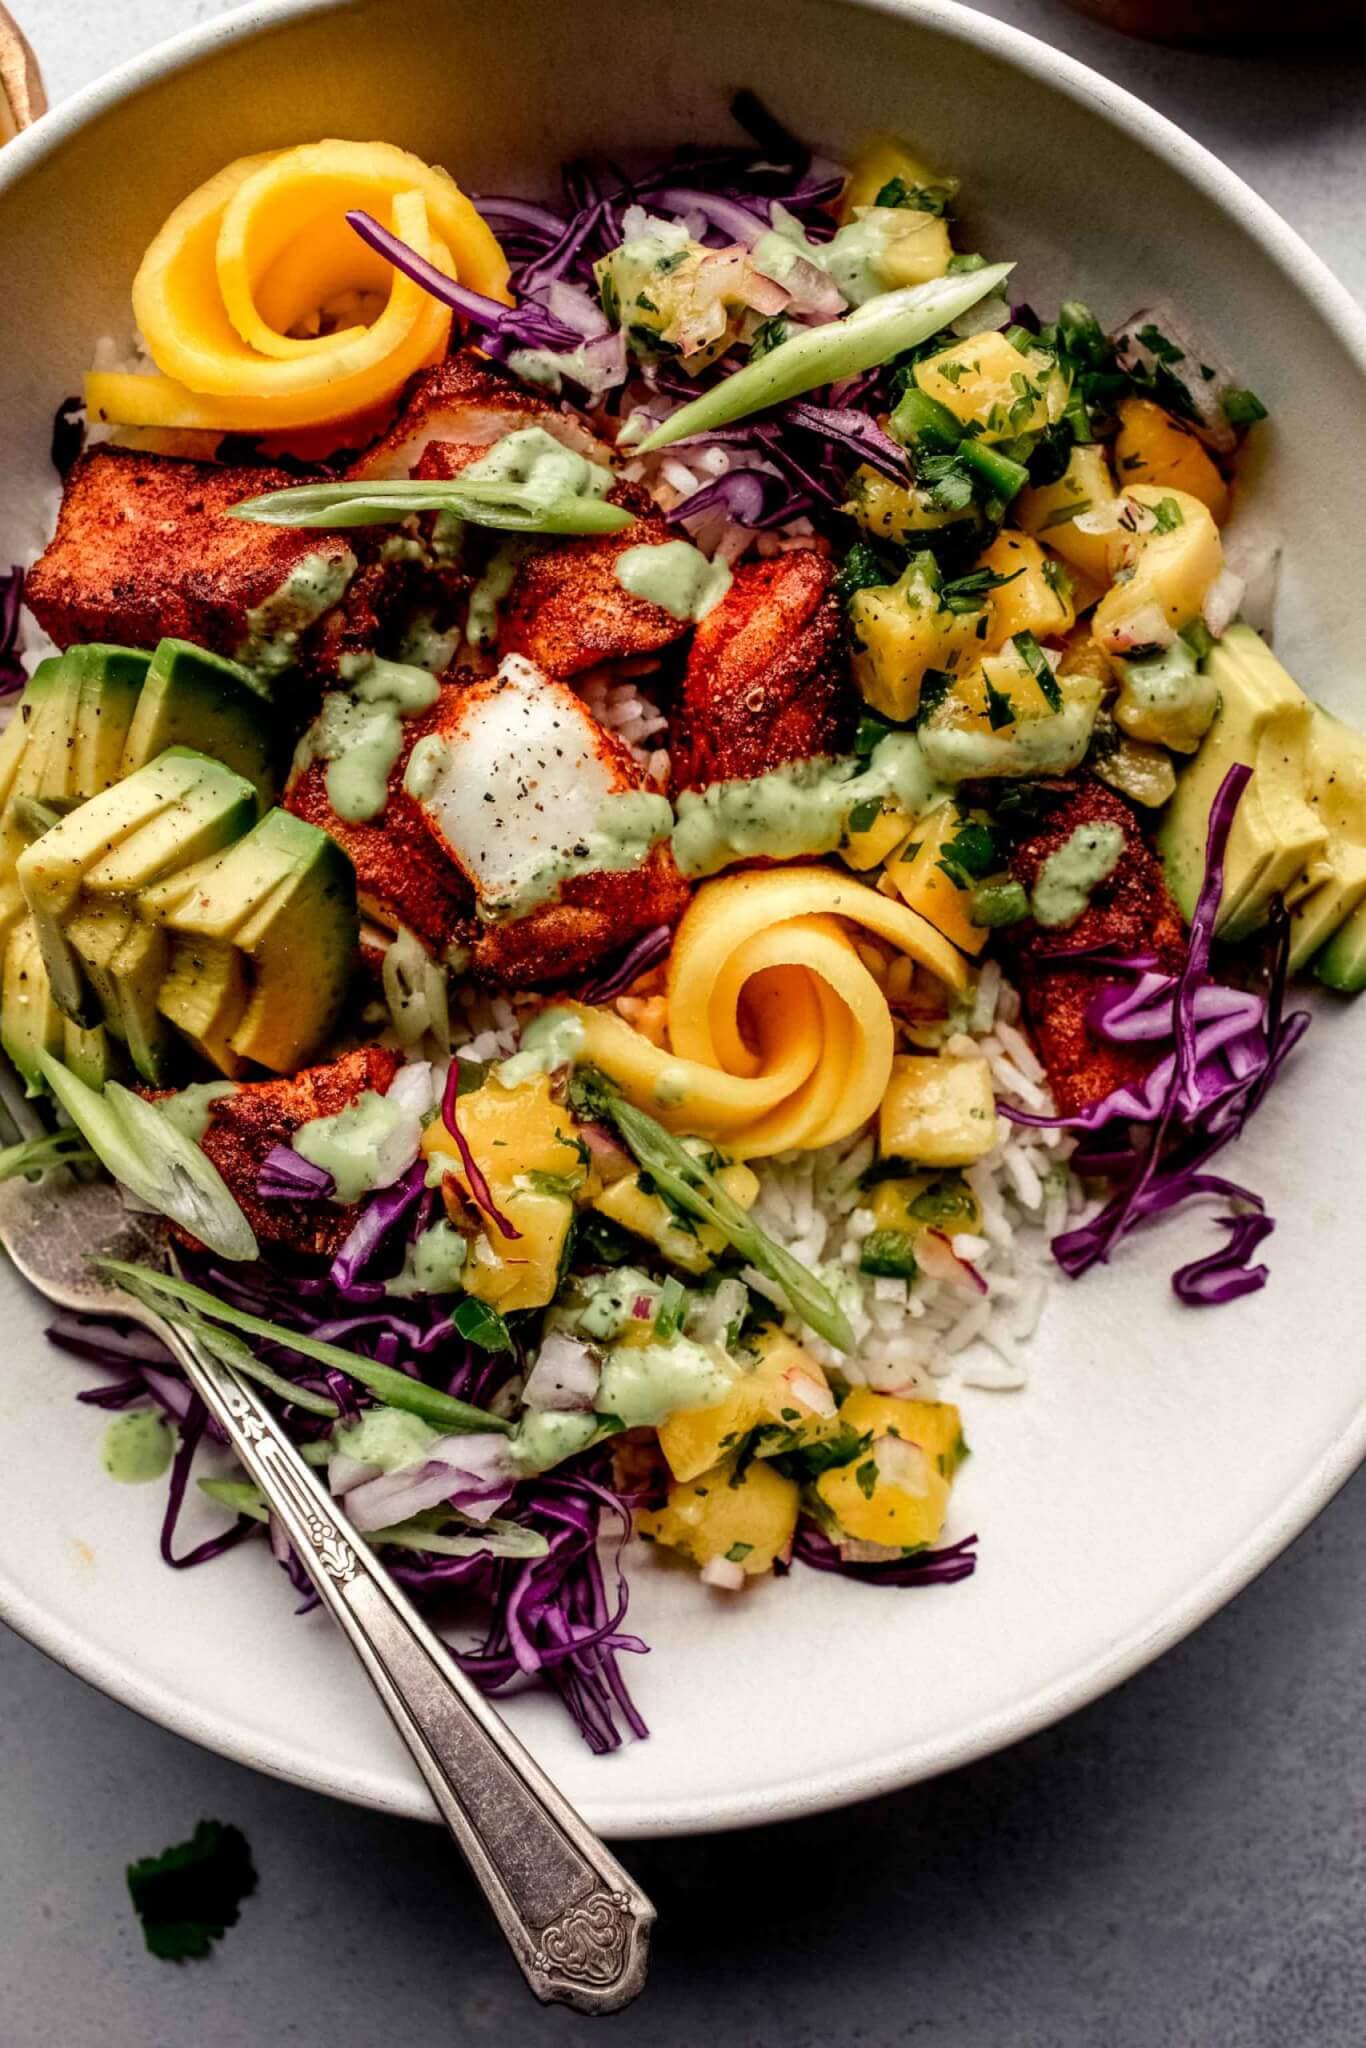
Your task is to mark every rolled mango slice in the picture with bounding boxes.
[568,868,967,1159]
[88,139,509,432]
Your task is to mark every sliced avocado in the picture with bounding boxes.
[143,807,358,1075]
[1157,625,1327,939]
[1286,708,1366,973]
[19,749,257,1068]
[0,918,65,1093]
[158,935,250,1077]
[68,645,152,802]
[1315,898,1366,992]
[123,640,279,810]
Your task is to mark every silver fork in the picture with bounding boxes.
[0,1052,653,2013]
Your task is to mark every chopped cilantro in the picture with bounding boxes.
[941,820,997,877]
[1038,498,1090,532]
[908,1177,979,1226]
[1012,629,1062,710]
[1222,387,1268,429]
[837,539,900,607]
[915,668,954,724]
[985,679,1017,729]
[1180,617,1216,661]
[126,1820,257,1963]
[725,1541,754,1563]
[1136,322,1185,364]
[654,1274,687,1340]
[938,564,1025,615]
[455,1057,489,1096]
[768,1422,872,1483]
[452,1297,513,1351]
[749,315,791,361]
[855,1457,880,1501]
[1042,556,1073,603]
[1150,496,1185,534]
[848,795,885,833]
[855,710,896,756]
[635,292,660,315]
[873,175,956,216]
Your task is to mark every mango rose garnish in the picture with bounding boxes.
[569,868,968,1159]
[85,140,510,433]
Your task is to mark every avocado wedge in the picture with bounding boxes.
[1286,708,1366,974]
[1157,625,1327,940]
[18,748,258,1079]
[123,640,279,810]
[141,807,358,1074]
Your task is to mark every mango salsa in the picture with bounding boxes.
[814,1389,965,1550]
[914,329,1069,444]
[879,1050,997,1166]
[591,1161,759,1276]
[639,1456,800,1576]
[884,802,989,957]
[424,1071,584,1311]
[658,1329,834,1483]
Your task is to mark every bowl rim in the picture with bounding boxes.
[1,0,1364,1838]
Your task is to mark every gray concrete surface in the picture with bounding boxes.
[4,4,1366,2043]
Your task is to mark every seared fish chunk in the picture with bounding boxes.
[498,511,693,680]
[411,654,688,984]
[1007,779,1187,1117]
[669,549,848,791]
[285,680,475,955]
[174,1045,402,1259]
[24,448,358,677]
[346,350,612,481]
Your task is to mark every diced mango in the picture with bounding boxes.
[814,1388,964,1550]
[841,802,913,871]
[422,1071,584,1188]
[978,530,1075,650]
[840,140,953,220]
[458,1186,573,1312]
[850,557,984,722]
[1093,485,1223,655]
[1015,443,1118,586]
[658,1328,834,1483]
[914,330,1069,443]
[591,1161,759,1276]
[1114,397,1230,524]
[837,1387,969,1480]
[918,644,1103,782]
[638,1456,800,1576]
[879,1050,997,1166]
[845,466,983,546]
[884,802,988,957]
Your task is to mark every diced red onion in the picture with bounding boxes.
[346,1432,516,1531]
[522,1333,602,1412]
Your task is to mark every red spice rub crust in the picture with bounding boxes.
[1007,779,1187,1116]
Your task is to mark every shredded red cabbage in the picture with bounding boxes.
[346,209,585,355]
[792,1524,979,1587]
[329,1156,427,1291]
[439,1059,521,1240]
[575,922,672,1003]
[258,1142,334,1202]
[0,566,27,696]
[1003,766,1309,1304]
[784,403,911,485]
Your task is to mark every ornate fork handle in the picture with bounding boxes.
[153,1316,653,2013]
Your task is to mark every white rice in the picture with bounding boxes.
[739,977,1078,1399]
[574,664,670,785]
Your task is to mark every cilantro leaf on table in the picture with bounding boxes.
[126,1820,257,1962]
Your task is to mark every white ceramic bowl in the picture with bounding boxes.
[1,0,1364,1838]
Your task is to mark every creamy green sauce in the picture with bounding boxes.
[615,540,732,621]
[292,1089,416,1205]
[496,1007,588,1090]
[753,206,932,308]
[466,538,534,650]
[155,1079,235,1145]
[1114,641,1219,752]
[1031,821,1125,929]
[461,425,613,511]
[561,1267,660,1344]
[595,1335,732,1429]
[101,1410,174,1484]
[387,1220,468,1297]
[508,1409,600,1474]
[397,611,460,674]
[491,788,674,920]
[334,1406,441,1472]
[306,652,441,823]
[920,698,1097,783]
[237,550,356,678]
[402,732,451,804]
[671,731,943,878]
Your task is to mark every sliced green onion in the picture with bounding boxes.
[633,263,1014,454]
[228,478,635,536]
[451,1295,514,1352]
[579,1074,855,1353]
[197,1480,548,1559]
[888,386,963,454]
[38,1055,257,1263]
[0,1126,97,1181]
[958,438,1030,505]
[97,1259,511,1435]
[177,1316,340,1418]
